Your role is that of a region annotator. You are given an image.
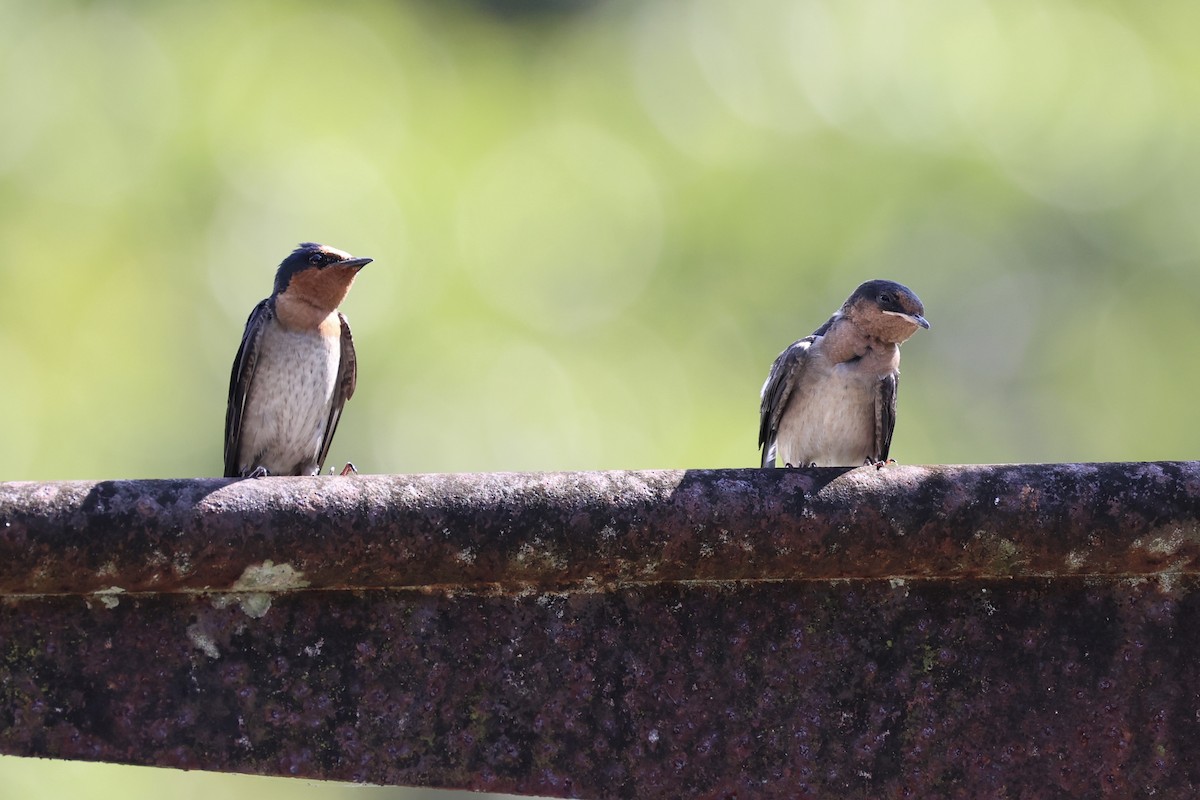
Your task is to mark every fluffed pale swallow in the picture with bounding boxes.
[224,242,371,478]
[758,279,929,469]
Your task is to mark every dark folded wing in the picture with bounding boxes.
[758,336,815,468]
[316,311,357,472]
[223,299,273,478]
[875,372,898,463]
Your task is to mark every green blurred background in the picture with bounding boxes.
[2,0,1199,796]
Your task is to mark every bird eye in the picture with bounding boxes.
[879,293,894,305]
[309,253,323,265]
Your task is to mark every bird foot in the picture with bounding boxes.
[244,466,269,479]
[337,462,358,477]
[867,458,897,470]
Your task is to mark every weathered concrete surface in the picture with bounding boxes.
[2,463,1199,595]
[2,464,1200,798]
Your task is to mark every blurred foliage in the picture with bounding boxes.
[2,0,1200,795]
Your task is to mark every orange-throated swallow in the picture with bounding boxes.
[224,242,371,478]
[758,279,929,468]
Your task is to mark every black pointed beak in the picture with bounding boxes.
[337,257,372,270]
[914,315,930,330]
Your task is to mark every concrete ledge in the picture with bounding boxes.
[2,464,1199,797]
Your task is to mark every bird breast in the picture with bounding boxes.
[777,344,898,467]
[238,323,341,473]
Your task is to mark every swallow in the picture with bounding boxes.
[758,279,929,468]
[224,242,371,478]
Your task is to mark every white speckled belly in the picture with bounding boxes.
[237,325,340,476]
[776,359,878,467]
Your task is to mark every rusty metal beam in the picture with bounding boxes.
[2,463,1199,797]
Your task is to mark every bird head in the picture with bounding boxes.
[273,242,372,311]
[844,279,929,344]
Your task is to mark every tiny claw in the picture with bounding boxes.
[338,462,358,477]
[872,458,897,470]
[244,466,269,479]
